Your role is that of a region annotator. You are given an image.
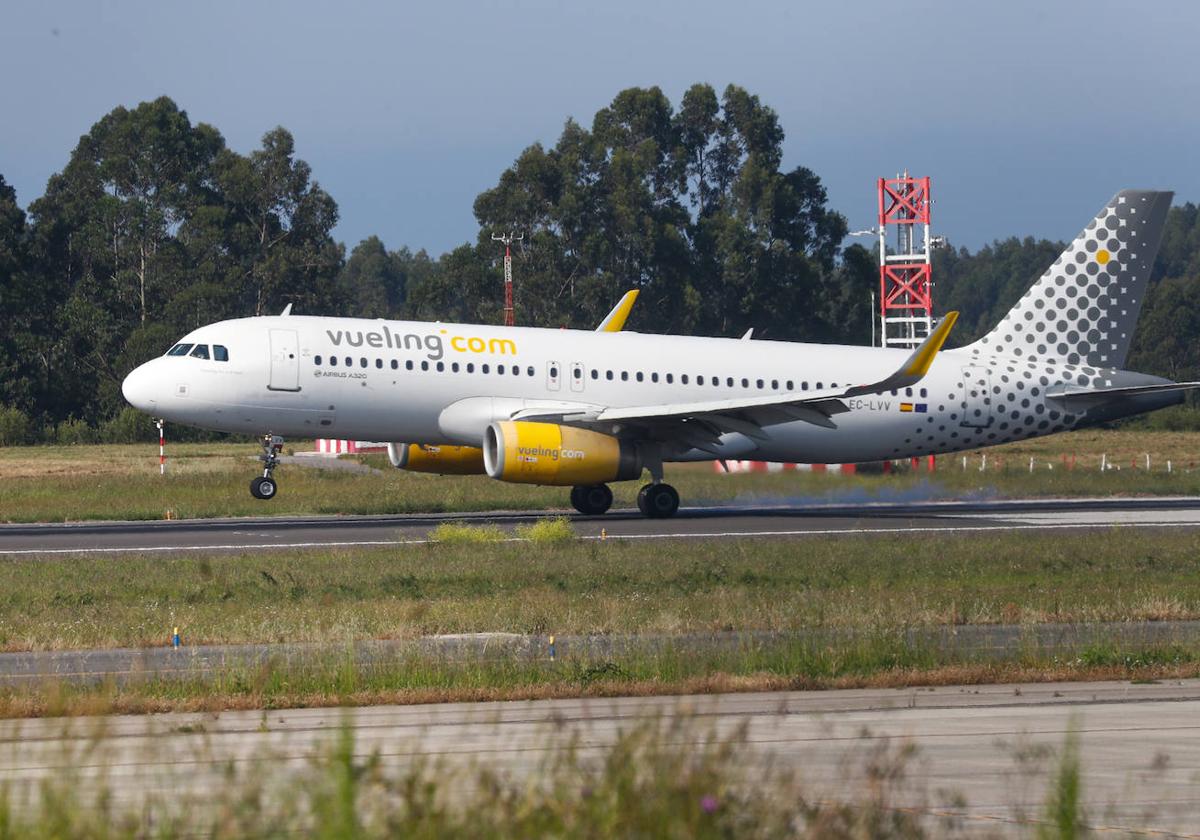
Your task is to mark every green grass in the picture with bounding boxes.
[1,428,1199,522]
[4,530,1200,651]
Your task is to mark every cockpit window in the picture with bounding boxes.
[190,345,210,360]
[213,345,229,362]
[167,343,194,357]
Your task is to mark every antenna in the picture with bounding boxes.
[491,231,523,327]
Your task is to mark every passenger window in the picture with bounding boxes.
[498,364,506,374]
[574,367,582,379]
[360,358,367,368]
[756,379,763,389]
[817,382,823,389]
[771,380,778,390]
[421,361,429,371]
[344,356,352,367]
[482,364,490,374]
[741,378,749,388]
[190,345,210,360]
[666,373,674,384]
[166,343,193,357]
[905,387,913,397]
[606,370,614,381]
[331,356,338,367]
[315,355,323,366]
[213,345,229,362]
[467,363,475,373]
[513,366,520,376]
[375,359,383,369]
[697,376,704,386]
[802,382,808,390]
[406,360,414,371]
[726,377,734,387]
[919,387,928,398]
[651,373,659,383]
[392,360,399,370]
[527,366,535,376]
[621,371,628,381]
[681,374,689,385]
[636,372,644,382]
[451,362,459,372]
[549,366,557,378]
[436,361,444,372]
[591,369,599,380]
[786,380,793,390]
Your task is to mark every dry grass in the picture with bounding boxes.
[1,429,1200,522]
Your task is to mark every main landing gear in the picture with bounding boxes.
[250,434,284,500]
[570,484,613,515]
[568,481,680,518]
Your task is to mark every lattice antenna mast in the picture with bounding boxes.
[491,231,523,327]
[877,173,934,348]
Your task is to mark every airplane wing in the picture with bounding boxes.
[595,290,639,332]
[514,312,959,450]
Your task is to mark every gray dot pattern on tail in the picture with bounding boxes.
[971,190,1171,370]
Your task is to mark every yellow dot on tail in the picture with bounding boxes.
[1096,249,1110,265]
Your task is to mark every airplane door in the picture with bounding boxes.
[268,329,301,392]
[958,365,992,428]
[569,361,585,393]
[546,361,561,391]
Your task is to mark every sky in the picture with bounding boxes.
[3,0,1199,258]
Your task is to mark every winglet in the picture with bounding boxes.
[900,311,958,378]
[842,311,958,398]
[596,290,639,332]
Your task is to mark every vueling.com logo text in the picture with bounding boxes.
[326,326,516,361]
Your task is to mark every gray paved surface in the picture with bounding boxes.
[6,622,1200,687]
[1,680,1199,835]
[3,496,1200,555]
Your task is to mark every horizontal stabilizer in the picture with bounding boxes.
[1048,382,1200,403]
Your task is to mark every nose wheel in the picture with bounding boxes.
[570,484,613,515]
[250,434,284,500]
[637,483,679,518]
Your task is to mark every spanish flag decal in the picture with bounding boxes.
[900,403,914,412]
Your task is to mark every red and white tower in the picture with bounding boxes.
[877,173,933,348]
[491,231,522,327]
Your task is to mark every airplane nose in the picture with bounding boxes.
[121,362,159,413]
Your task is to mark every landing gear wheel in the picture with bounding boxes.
[638,483,679,519]
[250,476,277,500]
[570,483,613,515]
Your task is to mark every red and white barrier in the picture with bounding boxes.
[714,460,858,475]
[314,439,388,456]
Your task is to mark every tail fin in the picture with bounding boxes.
[971,190,1172,368]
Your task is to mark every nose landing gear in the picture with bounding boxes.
[250,434,284,500]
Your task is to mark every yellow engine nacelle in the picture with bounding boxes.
[387,442,485,475]
[483,421,643,486]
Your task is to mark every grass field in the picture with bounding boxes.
[4,529,1200,651]
[0,528,1199,716]
[1,428,1199,522]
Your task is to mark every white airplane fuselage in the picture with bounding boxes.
[121,314,1177,465]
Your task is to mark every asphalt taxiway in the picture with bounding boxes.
[1,496,1200,556]
[1,680,1198,835]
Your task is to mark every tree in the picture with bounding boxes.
[0,174,34,411]
[336,236,407,318]
[211,127,343,318]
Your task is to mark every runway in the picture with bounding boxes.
[1,496,1199,555]
[1,679,1198,835]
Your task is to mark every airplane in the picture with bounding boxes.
[122,190,1199,518]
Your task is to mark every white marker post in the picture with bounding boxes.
[157,419,165,475]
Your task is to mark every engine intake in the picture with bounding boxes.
[387,442,485,475]
[484,421,642,486]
